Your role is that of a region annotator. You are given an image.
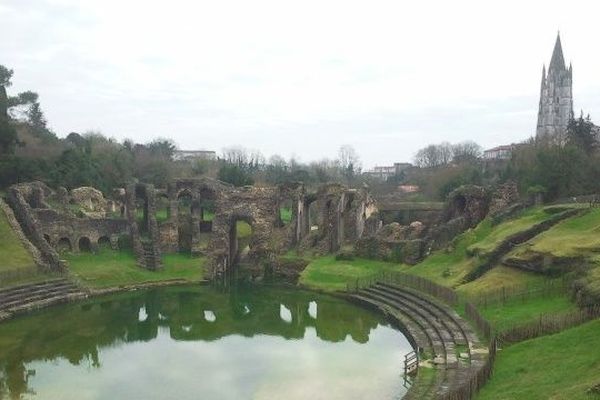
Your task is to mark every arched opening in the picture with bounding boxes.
[43,234,51,244]
[308,200,319,232]
[228,216,254,271]
[155,194,170,222]
[277,199,293,228]
[57,237,72,253]
[454,195,467,214]
[98,236,111,251]
[78,237,92,253]
[177,191,193,216]
[342,194,355,242]
[177,191,194,252]
[135,197,148,234]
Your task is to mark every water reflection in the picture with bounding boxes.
[0,284,410,400]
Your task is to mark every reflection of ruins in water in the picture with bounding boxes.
[0,285,388,399]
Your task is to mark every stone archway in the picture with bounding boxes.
[78,237,92,253]
[57,237,72,253]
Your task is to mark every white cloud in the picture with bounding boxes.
[1,0,600,167]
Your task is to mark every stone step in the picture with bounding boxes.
[0,278,70,297]
[0,286,83,311]
[349,293,434,357]
[0,282,75,304]
[378,282,480,346]
[374,283,469,347]
[4,292,88,315]
[367,286,456,345]
[358,289,447,361]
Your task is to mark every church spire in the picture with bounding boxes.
[548,32,566,73]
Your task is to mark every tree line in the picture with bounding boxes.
[407,114,600,201]
[0,64,366,192]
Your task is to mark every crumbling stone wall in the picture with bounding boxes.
[125,183,162,270]
[6,182,65,271]
[6,178,377,280]
[34,208,127,252]
[298,184,374,256]
[70,187,108,218]
[488,180,519,216]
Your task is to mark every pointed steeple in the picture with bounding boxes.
[548,32,566,73]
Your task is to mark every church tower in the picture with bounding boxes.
[536,33,573,140]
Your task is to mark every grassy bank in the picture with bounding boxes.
[0,206,36,272]
[299,256,405,292]
[66,249,205,288]
[477,319,600,400]
[510,208,600,259]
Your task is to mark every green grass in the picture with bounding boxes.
[299,255,405,292]
[237,220,252,239]
[476,319,600,400]
[468,207,555,257]
[511,208,600,259]
[406,219,493,287]
[478,294,577,332]
[280,207,292,224]
[457,266,550,298]
[0,207,36,271]
[66,249,205,288]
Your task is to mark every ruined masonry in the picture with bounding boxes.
[6,179,376,280]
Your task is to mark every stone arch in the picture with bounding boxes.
[98,236,111,250]
[277,198,293,228]
[78,237,92,253]
[57,237,72,253]
[307,198,320,232]
[176,190,195,252]
[227,214,255,270]
[134,185,150,234]
[155,192,170,222]
[341,192,356,242]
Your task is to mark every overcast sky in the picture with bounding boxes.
[2,0,600,168]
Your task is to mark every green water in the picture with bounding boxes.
[0,285,411,400]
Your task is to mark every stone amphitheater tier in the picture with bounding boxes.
[0,278,87,322]
[349,283,488,400]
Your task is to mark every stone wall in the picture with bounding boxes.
[6,182,65,271]
[6,178,377,280]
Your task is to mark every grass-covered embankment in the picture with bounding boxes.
[408,206,571,287]
[66,249,205,288]
[476,319,600,400]
[298,255,405,292]
[0,205,36,272]
[510,207,600,260]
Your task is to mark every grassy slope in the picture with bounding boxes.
[468,207,554,256]
[511,208,600,259]
[299,256,405,292]
[477,319,600,400]
[0,207,36,272]
[66,249,205,288]
[407,206,565,287]
[478,294,575,331]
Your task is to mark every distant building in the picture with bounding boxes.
[366,162,412,180]
[483,145,514,160]
[173,150,217,162]
[536,33,573,141]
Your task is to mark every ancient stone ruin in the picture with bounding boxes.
[6,177,520,280]
[6,179,376,280]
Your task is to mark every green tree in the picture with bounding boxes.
[0,77,18,154]
[218,164,254,187]
[566,113,597,154]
